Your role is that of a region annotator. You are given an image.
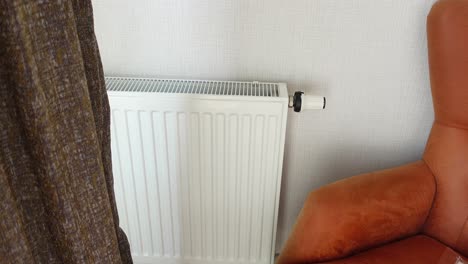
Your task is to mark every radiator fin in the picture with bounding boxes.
[105,77,279,97]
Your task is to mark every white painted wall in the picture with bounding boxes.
[93,0,436,252]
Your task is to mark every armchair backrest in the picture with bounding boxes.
[423,0,468,256]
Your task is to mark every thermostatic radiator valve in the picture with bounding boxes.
[289,91,326,112]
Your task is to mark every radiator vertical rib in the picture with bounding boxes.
[107,77,288,264]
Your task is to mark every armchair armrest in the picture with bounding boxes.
[277,161,436,264]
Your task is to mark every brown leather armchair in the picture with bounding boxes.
[277,0,468,263]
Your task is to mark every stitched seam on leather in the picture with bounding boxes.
[420,159,439,233]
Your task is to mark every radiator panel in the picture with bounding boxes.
[108,77,288,264]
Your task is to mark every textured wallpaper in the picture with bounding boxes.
[93,0,437,252]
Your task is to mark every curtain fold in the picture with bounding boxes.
[0,0,132,263]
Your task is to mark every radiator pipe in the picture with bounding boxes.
[289,92,326,112]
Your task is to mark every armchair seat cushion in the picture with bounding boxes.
[320,235,466,264]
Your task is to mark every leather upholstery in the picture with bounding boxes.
[319,236,464,264]
[277,0,468,263]
[277,162,435,263]
[424,0,468,255]
[427,0,468,129]
[423,123,468,255]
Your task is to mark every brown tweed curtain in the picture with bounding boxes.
[0,0,132,263]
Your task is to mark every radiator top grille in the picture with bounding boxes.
[105,77,280,97]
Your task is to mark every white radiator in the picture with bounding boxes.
[106,77,289,264]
